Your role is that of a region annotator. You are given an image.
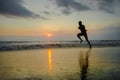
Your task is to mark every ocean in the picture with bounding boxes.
[0,47,120,80]
[0,40,120,51]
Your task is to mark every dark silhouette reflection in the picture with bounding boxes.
[79,49,91,80]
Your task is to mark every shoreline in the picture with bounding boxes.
[0,43,120,51]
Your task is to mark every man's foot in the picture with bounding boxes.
[80,40,83,43]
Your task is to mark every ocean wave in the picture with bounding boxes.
[0,40,120,51]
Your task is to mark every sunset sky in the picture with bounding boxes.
[0,0,120,41]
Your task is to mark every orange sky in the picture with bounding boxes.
[0,0,120,41]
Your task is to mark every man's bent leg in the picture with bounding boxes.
[77,33,83,43]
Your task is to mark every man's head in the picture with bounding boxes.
[79,21,82,25]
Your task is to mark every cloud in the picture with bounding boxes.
[43,11,51,15]
[97,0,114,13]
[91,26,120,40]
[96,0,120,14]
[102,26,120,40]
[55,0,90,15]
[62,9,71,15]
[101,26,120,34]
[0,0,46,19]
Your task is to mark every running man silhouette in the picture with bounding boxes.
[77,21,92,48]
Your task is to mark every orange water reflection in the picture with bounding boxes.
[47,48,52,74]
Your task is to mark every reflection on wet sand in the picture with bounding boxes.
[79,49,91,80]
[47,48,52,74]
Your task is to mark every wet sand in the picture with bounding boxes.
[0,47,120,80]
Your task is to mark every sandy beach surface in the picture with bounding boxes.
[0,47,120,80]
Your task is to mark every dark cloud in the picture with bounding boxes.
[0,0,46,19]
[62,9,71,15]
[43,11,51,15]
[97,0,120,14]
[55,0,90,15]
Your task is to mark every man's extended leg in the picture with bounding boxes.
[84,34,92,49]
[77,33,83,43]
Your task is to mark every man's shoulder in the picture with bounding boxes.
[82,25,85,27]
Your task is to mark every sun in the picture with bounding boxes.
[47,33,51,37]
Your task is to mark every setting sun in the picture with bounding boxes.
[47,33,51,37]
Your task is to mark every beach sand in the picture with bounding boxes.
[0,47,120,80]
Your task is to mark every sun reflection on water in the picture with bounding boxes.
[47,48,52,74]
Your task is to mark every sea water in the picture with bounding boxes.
[0,40,120,51]
[0,47,120,80]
